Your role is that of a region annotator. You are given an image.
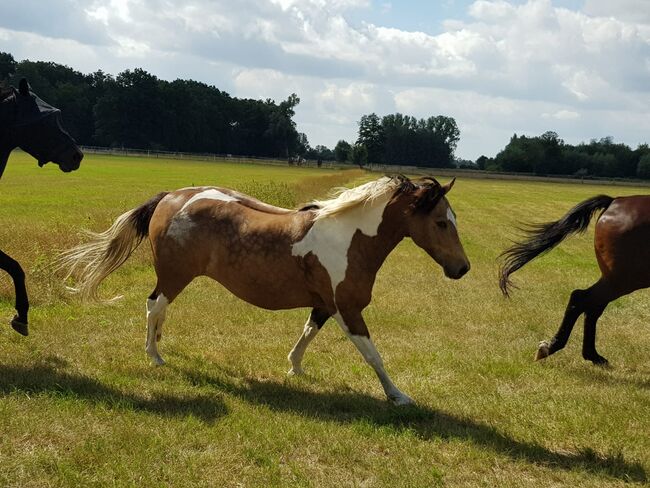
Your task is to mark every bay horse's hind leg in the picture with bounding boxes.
[287,308,330,375]
[582,302,609,365]
[536,287,589,361]
[0,250,29,336]
[537,279,616,364]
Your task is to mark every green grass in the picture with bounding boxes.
[0,152,649,487]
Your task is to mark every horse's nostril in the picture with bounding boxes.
[458,264,469,277]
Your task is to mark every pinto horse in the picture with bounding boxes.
[500,194,650,365]
[0,78,83,335]
[58,176,469,404]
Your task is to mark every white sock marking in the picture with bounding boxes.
[287,318,320,375]
[333,313,412,405]
[146,294,168,365]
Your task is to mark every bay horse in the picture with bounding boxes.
[499,194,650,365]
[58,175,470,404]
[1,78,83,335]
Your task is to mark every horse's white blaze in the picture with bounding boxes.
[292,194,390,299]
[447,207,457,228]
[146,294,168,365]
[181,188,239,211]
[287,317,320,375]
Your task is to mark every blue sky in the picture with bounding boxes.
[0,0,648,160]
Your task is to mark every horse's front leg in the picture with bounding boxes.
[0,250,29,336]
[333,309,413,406]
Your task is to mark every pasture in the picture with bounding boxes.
[0,152,649,487]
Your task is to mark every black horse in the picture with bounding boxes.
[0,78,83,336]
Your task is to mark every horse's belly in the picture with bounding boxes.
[204,259,313,310]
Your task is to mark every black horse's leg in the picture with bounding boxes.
[0,250,29,336]
[582,303,608,365]
[536,288,588,360]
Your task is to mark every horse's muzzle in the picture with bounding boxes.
[444,263,470,280]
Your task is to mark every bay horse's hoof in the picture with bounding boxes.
[535,341,550,361]
[586,355,609,367]
[10,315,29,336]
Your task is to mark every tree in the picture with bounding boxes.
[350,144,368,168]
[0,52,16,83]
[637,153,650,179]
[334,140,352,162]
[357,113,384,164]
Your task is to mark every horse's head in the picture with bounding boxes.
[401,177,470,279]
[6,78,83,173]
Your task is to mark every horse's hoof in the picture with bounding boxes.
[587,355,609,367]
[10,316,28,336]
[287,367,304,376]
[390,393,414,406]
[148,355,165,366]
[535,341,550,361]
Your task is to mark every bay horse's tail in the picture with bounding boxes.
[499,194,613,296]
[57,192,168,300]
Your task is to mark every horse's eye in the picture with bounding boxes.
[436,221,448,229]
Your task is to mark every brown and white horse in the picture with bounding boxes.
[59,175,470,404]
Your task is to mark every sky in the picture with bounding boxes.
[0,0,648,160]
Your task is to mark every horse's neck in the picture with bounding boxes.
[354,199,409,273]
[0,98,14,178]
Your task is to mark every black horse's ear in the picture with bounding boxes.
[18,78,30,96]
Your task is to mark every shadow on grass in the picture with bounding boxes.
[0,360,227,423]
[180,366,646,483]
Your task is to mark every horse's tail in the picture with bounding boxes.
[499,195,614,296]
[57,192,168,300]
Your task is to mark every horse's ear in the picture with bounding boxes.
[411,184,444,213]
[18,78,30,96]
[442,177,456,195]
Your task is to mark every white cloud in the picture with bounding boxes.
[0,0,648,159]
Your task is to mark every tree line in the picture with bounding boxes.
[1,52,462,167]
[478,132,650,179]
[333,113,460,168]
[1,52,303,158]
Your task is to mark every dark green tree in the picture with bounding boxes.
[334,140,352,162]
[350,144,368,168]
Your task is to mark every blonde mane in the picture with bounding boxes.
[309,176,403,221]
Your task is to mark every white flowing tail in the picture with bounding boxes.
[56,192,168,300]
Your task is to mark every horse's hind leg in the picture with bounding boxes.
[287,308,330,375]
[536,287,590,360]
[582,302,608,365]
[144,270,194,365]
[0,250,29,336]
[146,290,168,365]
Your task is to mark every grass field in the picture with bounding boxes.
[0,152,649,487]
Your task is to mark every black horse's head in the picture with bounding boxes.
[1,78,83,175]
